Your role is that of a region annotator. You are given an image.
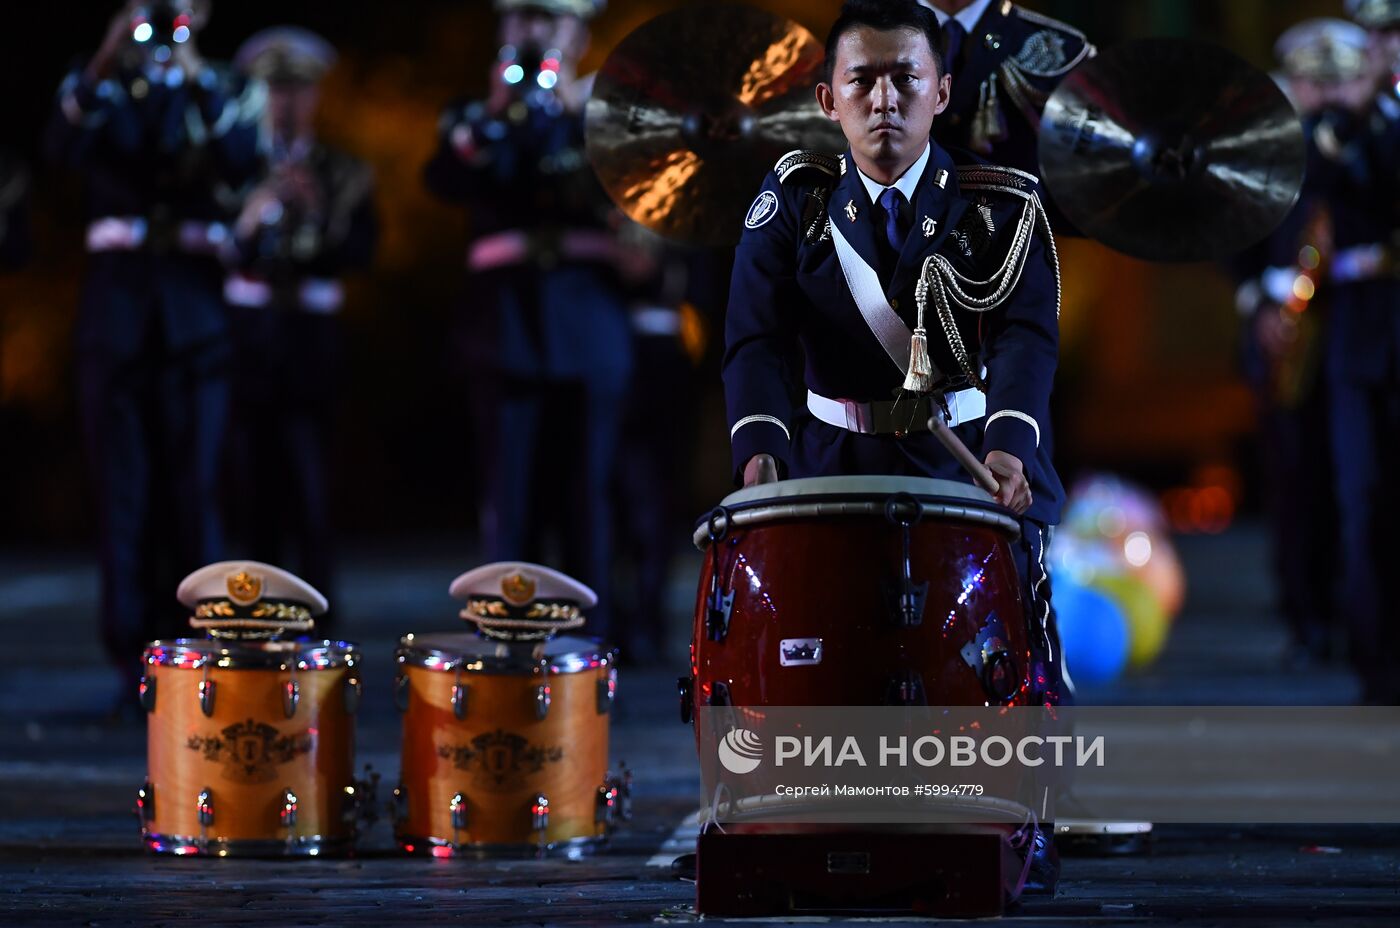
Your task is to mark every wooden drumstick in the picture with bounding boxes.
[927,414,1001,496]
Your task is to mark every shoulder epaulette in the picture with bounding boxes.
[774,150,842,185]
[1009,5,1096,78]
[956,163,1040,201]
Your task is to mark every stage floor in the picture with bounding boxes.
[2,527,1396,925]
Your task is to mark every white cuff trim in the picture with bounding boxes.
[730,414,790,441]
[986,409,1040,447]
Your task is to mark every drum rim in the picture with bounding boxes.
[692,483,1021,548]
[142,831,355,856]
[396,632,615,675]
[717,475,996,508]
[395,831,606,858]
[143,638,360,669]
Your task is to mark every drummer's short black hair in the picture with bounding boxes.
[823,0,946,84]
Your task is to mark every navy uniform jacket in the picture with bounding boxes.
[45,63,263,357]
[723,141,1064,525]
[424,95,630,383]
[935,3,1091,182]
[1309,94,1400,385]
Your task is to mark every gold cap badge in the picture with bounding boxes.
[500,572,536,606]
[226,571,263,607]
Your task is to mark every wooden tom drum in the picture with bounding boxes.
[139,637,362,856]
[394,633,624,857]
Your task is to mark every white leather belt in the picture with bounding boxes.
[807,386,986,434]
[224,272,345,314]
[85,217,229,255]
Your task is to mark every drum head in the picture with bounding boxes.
[143,637,359,669]
[694,476,1018,548]
[398,632,613,674]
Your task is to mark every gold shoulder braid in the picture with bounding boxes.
[911,165,1062,392]
[460,598,586,642]
[189,600,315,638]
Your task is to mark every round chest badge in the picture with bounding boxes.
[744,190,779,230]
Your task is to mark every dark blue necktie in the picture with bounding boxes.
[879,187,908,253]
[942,19,966,73]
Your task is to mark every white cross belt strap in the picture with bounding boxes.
[829,220,911,373]
[807,387,986,434]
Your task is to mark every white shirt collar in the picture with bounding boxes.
[856,142,931,206]
[923,0,996,31]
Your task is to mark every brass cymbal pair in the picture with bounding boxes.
[585,5,1304,262]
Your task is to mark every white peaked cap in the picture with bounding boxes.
[177,560,329,615]
[449,561,598,609]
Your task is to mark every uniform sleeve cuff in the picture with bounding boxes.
[729,417,791,486]
[983,411,1039,481]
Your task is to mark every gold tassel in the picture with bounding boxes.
[971,73,1009,155]
[902,327,934,393]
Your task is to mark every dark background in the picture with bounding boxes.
[0,0,1348,548]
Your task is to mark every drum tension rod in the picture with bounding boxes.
[704,506,735,641]
[884,494,929,627]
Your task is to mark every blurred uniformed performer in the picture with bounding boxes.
[1230,21,1371,667]
[1321,0,1400,704]
[424,0,630,638]
[917,0,1092,229]
[45,0,262,708]
[726,0,1064,886]
[226,27,377,615]
[0,149,31,269]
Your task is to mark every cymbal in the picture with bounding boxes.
[1038,38,1305,262]
[585,4,846,246]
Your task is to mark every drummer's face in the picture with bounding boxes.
[817,25,950,175]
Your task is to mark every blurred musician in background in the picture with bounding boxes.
[1321,0,1400,704]
[917,0,1093,232]
[424,0,631,641]
[1230,20,1372,668]
[45,0,262,713]
[225,27,378,621]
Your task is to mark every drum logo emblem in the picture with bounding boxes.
[437,729,563,792]
[500,573,535,606]
[226,571,263,606]
[187,718,314,784]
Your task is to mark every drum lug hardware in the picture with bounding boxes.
[450,792,468,831]
[281,788,298,828]
[196,787,214,826]
[344,765,380,827]
[885,669,927,706]
[283,679,300,719]
[451,681,469,720]
[613,761,633,821]
[139,674,156,712]
[884,493,929,627]
[709,681,731,706]
[198,668,216,718]
[705,506,735,642]
[531,793,550,832]
[677,675,694,724]
[343,676,362,716]
[392,783,409,823]
[137,780,155,823]
[535,683,552,720]
[596,666,617,715]
[962,612,1019,701]
[595,784,618,825]
[394,665,409,712]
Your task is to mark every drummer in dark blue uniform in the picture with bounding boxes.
[45,0,262,709]
[225,27,378,617]
[726,0,1065,883]
[918,0,1092,230]
[1319,0,1400,704]
[424,0,630,638]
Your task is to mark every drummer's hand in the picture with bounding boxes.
[984,450,1031,515]
[742,453,779,488]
